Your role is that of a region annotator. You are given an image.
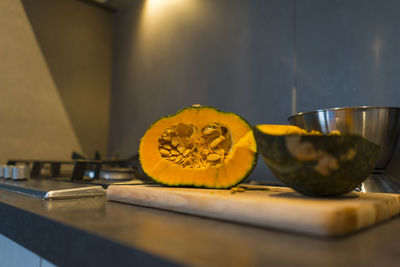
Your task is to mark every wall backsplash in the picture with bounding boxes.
[0,0,112,164]
[296,0,400,111]
[22,0,113,157]
[108,0,400,181]
[109,0,296,181]
[0,0,82,164]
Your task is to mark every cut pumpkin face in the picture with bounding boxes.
[139,106,257,188]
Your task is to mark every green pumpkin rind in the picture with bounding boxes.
[253,126,380,196]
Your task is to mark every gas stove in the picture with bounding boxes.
[0,154,152,199]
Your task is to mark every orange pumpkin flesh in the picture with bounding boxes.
[139,106,257,188]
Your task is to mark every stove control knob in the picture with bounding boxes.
[4,166,13,179]
[12,166,28,180]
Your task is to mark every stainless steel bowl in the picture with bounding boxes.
[288,106,400,171]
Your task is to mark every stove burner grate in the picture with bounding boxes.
[7,155,141,182]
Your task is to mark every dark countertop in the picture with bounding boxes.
[1,188,400,267]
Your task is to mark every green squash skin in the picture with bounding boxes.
[253,126,380,196]
[139,106,258,189]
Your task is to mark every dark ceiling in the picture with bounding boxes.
[80,0,135,11]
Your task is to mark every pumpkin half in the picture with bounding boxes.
[139,106,257,188]
[253,124,380,196]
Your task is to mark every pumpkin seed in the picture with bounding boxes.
[201,148,210,155]
[162,135,171,141]
[171,149,180,156]
[207,153,221,161]
[159,148,171,156]
[177,144,185,153]
[183,149,191,157]
[175,154,183,163]
[171,137,180,146]
[163,144,172,150]
[202,127,217,135]
[230,187,245,193]
[215,148,225,155]
[210,136,225,148]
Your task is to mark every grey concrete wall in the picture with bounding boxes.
[296,0,400,111]
[0,0,83,164]
[109,0,400,181]
[21,0,113,157]
[110,0,295,181]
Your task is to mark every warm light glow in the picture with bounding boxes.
[138,0,202,44]
[133,0,206,69]
[145,0,187,17]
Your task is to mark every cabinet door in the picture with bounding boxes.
[0,233,41,267]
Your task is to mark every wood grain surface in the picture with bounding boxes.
[106,184,400,237]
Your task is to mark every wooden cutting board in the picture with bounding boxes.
[106,184,400,237]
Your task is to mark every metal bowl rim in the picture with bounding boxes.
[288,106,400,121]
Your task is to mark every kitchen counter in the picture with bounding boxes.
[1,189,400,267]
